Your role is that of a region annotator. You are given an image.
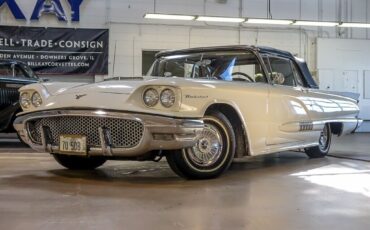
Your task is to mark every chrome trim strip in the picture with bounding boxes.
[280,118,363,133]
[311,118,362,125]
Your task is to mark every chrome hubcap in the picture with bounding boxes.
[186,123,223,167]
[319,125,329,151]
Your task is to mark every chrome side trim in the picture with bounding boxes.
[299,122,313,131]
[280,118,363,134]
[14,110,204,157]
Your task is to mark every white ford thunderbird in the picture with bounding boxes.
[14,46,362,179]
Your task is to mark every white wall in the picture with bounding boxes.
[0,0,370,81]
[109,24,305,78]
[317,38,370,131]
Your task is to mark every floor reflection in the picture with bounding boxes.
[291,162,370,198]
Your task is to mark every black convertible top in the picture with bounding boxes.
[156,45,318,89]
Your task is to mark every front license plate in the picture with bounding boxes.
[59,135,87,155]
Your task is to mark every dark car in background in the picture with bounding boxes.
[0,60,38,133]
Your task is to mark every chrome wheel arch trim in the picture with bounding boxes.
[200,100,251,156]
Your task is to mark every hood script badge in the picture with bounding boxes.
[75,94,87,100]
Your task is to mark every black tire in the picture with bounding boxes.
[305,124,332,158]
[166,111,236,179]
[53,154,106,170]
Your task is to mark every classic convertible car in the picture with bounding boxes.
[0,60,38,133]
[14,45,362,179]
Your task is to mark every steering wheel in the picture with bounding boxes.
[232,72,254,82]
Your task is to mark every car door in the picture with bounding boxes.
[265,56,315,146]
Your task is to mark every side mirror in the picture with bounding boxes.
[271,72,285,85]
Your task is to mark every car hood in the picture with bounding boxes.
[42,77,221,96]
[42,78,148,96]
[19,77,229,116]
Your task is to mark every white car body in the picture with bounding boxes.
[13,45,362,178]
[16,76,360,156]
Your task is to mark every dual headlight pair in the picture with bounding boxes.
[20,91,42,109]
[143,88,176,108]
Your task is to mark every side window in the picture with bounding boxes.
[291,61,305,87]
[0,64,13,78]
[269,57,296,87]
[228,54,267,83]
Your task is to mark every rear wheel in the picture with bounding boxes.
[305,124,332,158]
[166,111,236,179]
[53,154,106,170]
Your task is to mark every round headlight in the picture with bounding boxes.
[160,89,176,108]
[31,92,42,107]
[143,88,159,107]
[20,92,31,109]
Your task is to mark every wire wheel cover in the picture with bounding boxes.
[186,122,224,167]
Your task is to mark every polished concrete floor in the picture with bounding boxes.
[0,133,370,230]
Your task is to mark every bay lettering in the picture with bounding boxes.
[0,0,85,22]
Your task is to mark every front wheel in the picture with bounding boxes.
[166,111,236,179]
[53,154,106,170]
[305,124,332,158]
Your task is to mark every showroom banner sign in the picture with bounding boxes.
[0,26,108,75]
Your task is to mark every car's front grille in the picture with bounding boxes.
[27,116,144,148]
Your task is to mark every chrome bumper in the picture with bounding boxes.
[14,110,204,157]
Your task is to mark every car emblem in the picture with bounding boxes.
[75,94,87,100]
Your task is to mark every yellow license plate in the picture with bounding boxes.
[59,135,87,155]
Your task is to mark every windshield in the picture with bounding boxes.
[20,64,38,80]
[146,51,267,83]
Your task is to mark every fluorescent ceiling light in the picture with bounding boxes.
[144,13,195,21]
[339,23,370,28]
[245,18,293,25]
[293,21,338,27]
[196,16,245,23]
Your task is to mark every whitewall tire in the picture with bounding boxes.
[166,111,236,179]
